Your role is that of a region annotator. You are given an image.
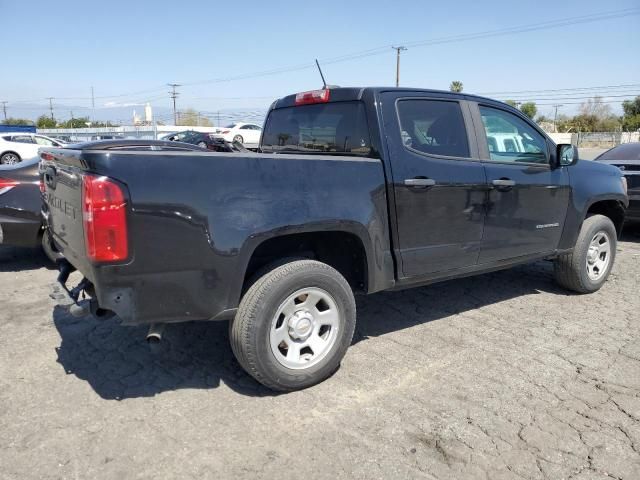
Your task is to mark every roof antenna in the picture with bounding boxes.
[315,59,327,89]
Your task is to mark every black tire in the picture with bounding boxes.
[0,152,21,165]
[554,214,617,293]
[233,135,243,144]
[230,260,356,391]
[41,232,63,264]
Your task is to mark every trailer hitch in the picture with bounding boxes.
[50,259,96,317]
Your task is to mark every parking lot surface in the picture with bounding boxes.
[1,229,639,480]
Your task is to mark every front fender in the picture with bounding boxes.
[558,160,628,250]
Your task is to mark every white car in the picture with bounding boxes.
[0,133,66,164]
[212,123,262,147]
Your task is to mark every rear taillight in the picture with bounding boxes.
[0,178,20,195]
[82,175,128,263]
[295,89,330,105]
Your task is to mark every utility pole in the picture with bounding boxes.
[1,101,7,121]
[392,46,407,87]
[168,83,181,125]
[217,111,220,127]
[47,97,55,121]
[91,86,95,124]
[553,104,563,133]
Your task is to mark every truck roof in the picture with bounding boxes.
[271,86,506,110]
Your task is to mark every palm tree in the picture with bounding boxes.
[449,81,463,93]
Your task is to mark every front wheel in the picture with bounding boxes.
[232,135,243,144]
[554,214,617,293]
[230,260,356,391]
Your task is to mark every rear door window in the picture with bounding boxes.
[396,99,470,158]
[261,101,371,156]
[11,135,35,144]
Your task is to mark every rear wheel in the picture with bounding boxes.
[0,152,20,165]
[230,260,356,391]
[554,214,617,293]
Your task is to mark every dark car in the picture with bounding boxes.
[42,87,627,391]
[0,140,207,262]
[0,158,60,260]
[596,142,639,222]
[170,130,248,152]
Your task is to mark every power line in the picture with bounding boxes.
[3,8,638,107]
[497,93,640,102]
[479,83,640,95]
[176,8,640,88]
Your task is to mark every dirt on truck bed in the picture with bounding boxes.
[1,228,639,480]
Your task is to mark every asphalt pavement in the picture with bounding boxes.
[1,228,639,479]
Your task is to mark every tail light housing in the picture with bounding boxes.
[82,175,128,262]
[0,178,20,195]
[295,89,331,105]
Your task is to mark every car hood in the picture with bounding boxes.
[573,157,625,177]
[594,159,640,171]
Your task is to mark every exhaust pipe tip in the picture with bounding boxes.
[146,323,165,344]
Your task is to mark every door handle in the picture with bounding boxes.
[404,178,436,187]
[492,179,516,188]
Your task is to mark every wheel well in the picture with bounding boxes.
[244,231,368,293]
[586,200,625,236]
[1,151,21,159]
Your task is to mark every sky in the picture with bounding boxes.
[1,0,639,124]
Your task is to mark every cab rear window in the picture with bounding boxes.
[261,101,372,156]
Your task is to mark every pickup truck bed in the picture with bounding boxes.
[43,146,393,324]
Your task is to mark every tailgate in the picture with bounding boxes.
[41,149,89,269]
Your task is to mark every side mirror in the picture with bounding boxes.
[557,144,579,167]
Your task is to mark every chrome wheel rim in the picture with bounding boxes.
[269,287,341,370]
[1,154,18,165]
[586,231,611,281]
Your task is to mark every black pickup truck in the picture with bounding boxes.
[42,87,628,391]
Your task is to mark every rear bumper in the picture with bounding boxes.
[0,213,41,247]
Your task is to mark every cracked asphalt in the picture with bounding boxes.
[1,228,639,480]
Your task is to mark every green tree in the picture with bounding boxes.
[58,116,91,129]
[4,117,34,126]
[36,115,57,128]
[177,109,212,127]
[519,102,537,119]
[621,96,640,131]
[505,100,518,108]
[449,81,463,93]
